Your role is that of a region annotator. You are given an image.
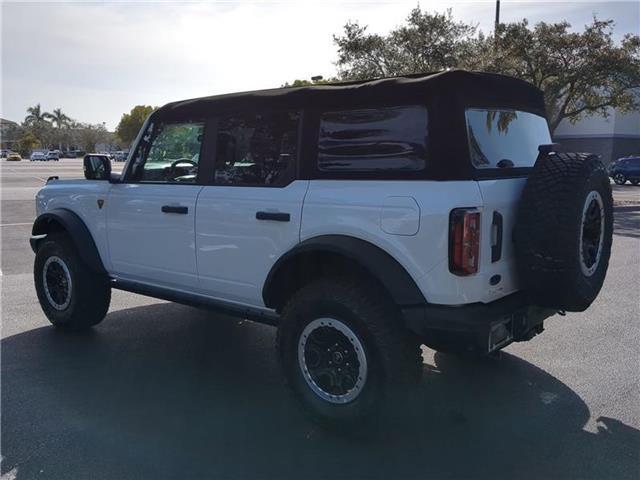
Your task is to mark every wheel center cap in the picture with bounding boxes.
[332,351,344,364]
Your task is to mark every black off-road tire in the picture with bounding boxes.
[34,233,111,330]
[276,277,422,426]
[514,152,613,312]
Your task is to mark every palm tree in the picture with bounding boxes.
[24,104,48,125]
[44,108,71,129]
[23,104,53,149]
[43,108,74,151]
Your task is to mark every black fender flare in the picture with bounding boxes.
[31,209,107,274]
[262,235,426,309]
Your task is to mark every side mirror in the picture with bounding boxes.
[84,155,111,180]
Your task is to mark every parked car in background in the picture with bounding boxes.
[6,152,22,161]
[30,151,47,161]
[1,149,11,158]
[610,156,640,185]
[46,151,60,161]
[114,150,129,162]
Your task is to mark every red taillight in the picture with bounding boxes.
[449,209,480,276]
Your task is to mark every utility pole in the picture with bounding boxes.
[494,0,501,51]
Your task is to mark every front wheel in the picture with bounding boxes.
[34,234,111,330]
[613,173,626,185]
[277,277,422,425]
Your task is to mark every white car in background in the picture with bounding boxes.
[30,151,47,161]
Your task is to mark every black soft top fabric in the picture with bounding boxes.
[153,70,546,122]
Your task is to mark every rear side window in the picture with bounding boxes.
[214,111,300,186]
[465,109,551,169]
[318,105,428,172]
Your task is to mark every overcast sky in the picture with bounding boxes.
[2,1,638,130]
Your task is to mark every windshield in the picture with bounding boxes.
[465,109,551,169]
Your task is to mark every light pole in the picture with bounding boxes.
[494,0,501,51]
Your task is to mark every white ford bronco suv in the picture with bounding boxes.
[31,70,613,423]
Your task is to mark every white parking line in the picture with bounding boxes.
[2,167,47,183]
[0,223,32,227]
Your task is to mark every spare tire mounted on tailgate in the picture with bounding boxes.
[514,152,613,312]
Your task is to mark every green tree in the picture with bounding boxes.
[44,108,71,129]
[331,8,640,134]
[470,19,640,132]
[75,123,109,153]
[333,8,476,80]
[17,132,40,156]
[281,77,337,87]
[23,104,54,147]
[24,104,48,125]
[116,105,155,145]
[44,108,73,150]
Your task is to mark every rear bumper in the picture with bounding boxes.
[402,292,557,355]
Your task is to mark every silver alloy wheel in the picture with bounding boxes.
[298,317,368,404]
[42,256,73,310]
[579,191,605,277]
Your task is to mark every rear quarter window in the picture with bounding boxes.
[317,105,428,172]
[465,109,551,169]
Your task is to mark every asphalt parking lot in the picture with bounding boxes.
[1,159,639,480]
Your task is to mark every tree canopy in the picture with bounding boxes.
[17,132,40,156]
[24,104,47,125]
[116,105,156,145]
[44,108,71,129]
[281,78,337,87]
[471,19,640,132]
[334,9,475,79]
[331,7,640,133]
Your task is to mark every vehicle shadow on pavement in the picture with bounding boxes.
[614,205,640,239]
[2,303,639,480]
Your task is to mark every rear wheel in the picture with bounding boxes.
[631,179,639,186]
[34,233,111,330]
[277,277,421,425]
[613,173,626,185]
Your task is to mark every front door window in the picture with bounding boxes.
[130,122,204,183]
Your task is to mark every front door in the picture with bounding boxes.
[195,110,307,306]
[107,120,206,289]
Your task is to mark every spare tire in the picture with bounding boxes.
[514,152,613,312]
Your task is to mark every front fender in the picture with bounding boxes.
[31,209,106,274]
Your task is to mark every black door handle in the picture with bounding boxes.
[162,205,188,214]
[256,211,290,222]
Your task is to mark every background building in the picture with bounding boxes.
[554,106,640,165]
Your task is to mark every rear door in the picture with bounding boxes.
[107,120,206,289]
[195,110,307,306]
[465,108,552,296]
